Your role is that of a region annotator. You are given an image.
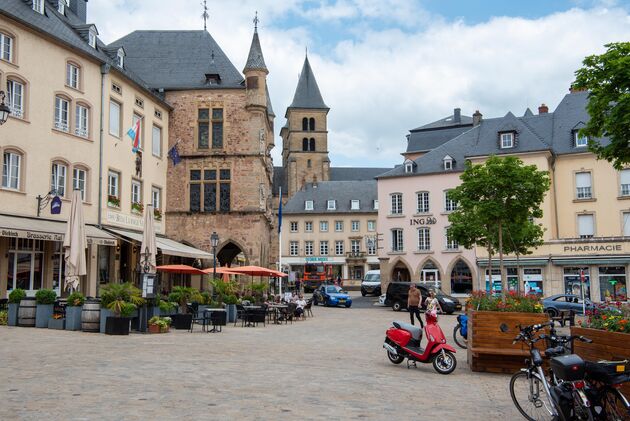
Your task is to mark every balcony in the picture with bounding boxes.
[74,127,89,138]
[346,251,366,262]
[54,120,69,132]
[9,106,23,119]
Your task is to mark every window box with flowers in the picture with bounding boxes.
[153,208,162,221]
[107,195,120,208]
[148,316,171,333]
[466,291,548,373]
[571,302,630,398]
[131,202,144,215]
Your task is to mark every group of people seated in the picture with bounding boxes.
[261,292,308,319]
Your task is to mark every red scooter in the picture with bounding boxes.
[383,312,457,374]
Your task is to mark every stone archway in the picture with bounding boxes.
[450,259,473,294]
[390,258,412,282]
[216,240,247,267]
[419,259,442,288]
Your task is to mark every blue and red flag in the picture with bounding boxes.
[127,119,141,153]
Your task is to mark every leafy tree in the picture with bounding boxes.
[448,156,550,293]
[573,42,630,169]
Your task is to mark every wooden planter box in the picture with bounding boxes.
[468,310,549,374]
[571,326,630,398]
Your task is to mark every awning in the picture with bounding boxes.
[476,258,550,267]
[0,213,116,246]
[551,257,630,266]
[105,227,213,259]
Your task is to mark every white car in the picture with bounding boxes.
[378,293,387,306]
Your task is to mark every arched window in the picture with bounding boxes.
[451,260,472,294]
[309,117,315,131]
[309,138,315,151]
[66,61,81,90]
[51,160,69,197]
[74,101,90,138]
[2,148,23,190]
[54,94,72,132]
[72,165,89,201]
[421,260,441,286]
[0,31,15,63]
[6,76,26,119]
[302,138,309,151]
[302,118,308,131]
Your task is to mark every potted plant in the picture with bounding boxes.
[223,294,238,323]
[131,202,144,215]
[168,286,201,329]
[153,208,162,221]
[48,313,65,330]
[148,316,171,333]
[35,289,57,328]
[0,310,7,325]
[99,283,144,334]
[467,291,547,373]
[65,291,85,331]
[159,299,176,316]
[107,195,120,208]
[7,288,26,326]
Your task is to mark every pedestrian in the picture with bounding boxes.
[336,275,342,287]
[295,278,301,293]
[425,290,443,319]
[407,283,423,328]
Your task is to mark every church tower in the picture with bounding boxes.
[281,54,330,196]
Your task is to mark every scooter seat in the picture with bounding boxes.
[394,321,422,341]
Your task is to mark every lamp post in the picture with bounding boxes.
[210,231,219,280]
[0,91,11,125]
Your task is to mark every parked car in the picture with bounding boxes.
[313,285,352,308]
[385,282,461,314]
[378,293,387,306]
[542,294,595,316]
[361,270,381,296]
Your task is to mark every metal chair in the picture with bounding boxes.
[304,299,313,318]
[188,302,207,332]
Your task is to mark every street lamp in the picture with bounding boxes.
[210,231,219,280]
[0,91,11,125]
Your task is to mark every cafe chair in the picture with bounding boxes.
[304,299,313,318]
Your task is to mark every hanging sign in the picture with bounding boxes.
[50,196,62,214]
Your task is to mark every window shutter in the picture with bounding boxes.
[575,172,591,188]
[578,214,594,236]
[620,170,630,185]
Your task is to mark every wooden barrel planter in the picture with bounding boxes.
[17,298,36,327]
[468,310,550,374]
[81,300,101,332]
[571,326,630,398]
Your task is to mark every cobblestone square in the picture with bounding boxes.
[0,297,520,420]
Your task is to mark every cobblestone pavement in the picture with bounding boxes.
[0,295,519,421]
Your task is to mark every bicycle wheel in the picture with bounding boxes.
[598,388,629,421]
[510,371,556,421]
[453,325,467,349]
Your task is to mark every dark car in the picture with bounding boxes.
[385,282,461,314]
[542,294,595,316]
[312,285,352,308]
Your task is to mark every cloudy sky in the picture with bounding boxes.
[89,0,630,168]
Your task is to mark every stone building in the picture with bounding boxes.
[114,27,276,269]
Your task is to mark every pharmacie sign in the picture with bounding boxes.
[563,244,622,253]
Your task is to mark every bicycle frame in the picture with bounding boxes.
[524,365,561,418]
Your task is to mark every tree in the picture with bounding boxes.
[448,156,550,293]
[573,42,630,170]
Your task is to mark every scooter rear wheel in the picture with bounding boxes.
[387,351,404,364]
[432,350,457,374]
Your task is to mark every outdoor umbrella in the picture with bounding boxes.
[157,264,206,275]
[63,190,87,292]
[140,205,158,274]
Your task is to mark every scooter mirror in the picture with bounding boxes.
[499,323,509,333]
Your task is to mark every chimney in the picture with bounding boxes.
[473,110,482,126]
[453,108,461,124]
[69,0,88,24]
[538,103,549,114]
[569,85,587,94]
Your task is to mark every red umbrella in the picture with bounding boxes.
[223,265,280,277]
[156,264,206,275]
[201,267,240,275]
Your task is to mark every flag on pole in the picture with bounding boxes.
[168,143,181,166]
[278,187,283,233]
[127,118,141,153]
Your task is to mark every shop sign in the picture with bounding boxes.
[106,211,162,232]
[305,257,328,262]
[409,217,437,226]
[1,229,63,241]
[563,244,622,253]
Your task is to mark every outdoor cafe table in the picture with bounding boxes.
[241,306,263,327]
[202,308,226,333]
[268,304,288,324]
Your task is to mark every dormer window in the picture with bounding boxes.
[500,132,514,149]
[443,155,453,171]
[116,49,125,68]
[403,159,415,174]
[574,131,588,148]
[305,200,314,210]
[327,200,336,210]
[33,0,44,14]
[373,200,379,210]
[351,200,360,210]
[88,29,97,49]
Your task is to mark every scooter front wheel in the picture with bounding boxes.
[387,351,404,365]
[432,350,457,374]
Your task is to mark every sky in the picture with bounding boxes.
[89,0,630,168]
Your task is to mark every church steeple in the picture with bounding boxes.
[243,12,268,110]
[243,12,268,74]
[288,54,328,110]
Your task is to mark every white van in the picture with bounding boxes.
[361,270,381,296]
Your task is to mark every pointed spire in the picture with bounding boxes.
[266,85,275,117]
[288,55,328,109]
[243,12,268,73]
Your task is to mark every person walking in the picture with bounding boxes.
[407,283,423,328]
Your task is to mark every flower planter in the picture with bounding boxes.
[100,308,114,333]
[226,304,236,323]
[35,304,54,328]
[48,318,65,330]
[65,306,83,331]
[105,316,131,335]
[570,326,630,398]
[8,303,19,326]
[148,324,169,334]
[170,313,192,330]
[467,310,549,374]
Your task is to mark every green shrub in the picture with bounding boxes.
[8,288,26,304]
[168,287,202,312]
[158,300,176,313]
[468,291,544,313]
[200,291,212,305]
[0,310,7,325]
[100,283,144,308]
[66,291,85,307]
[35,289,57,305]
[223,294,238,305]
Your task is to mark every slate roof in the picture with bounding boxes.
[283,180,378,214]
[410,109,473,131]
[243,29,268,73]
[109,30,245,90]
[273,166,391,196]
[379,91,608,179]
[406,108,473,153]
[288,55,328,110]
[0,0,170,108]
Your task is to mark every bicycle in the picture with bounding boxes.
[453,314,467,349]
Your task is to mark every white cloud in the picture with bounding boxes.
[87,1,630,168]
